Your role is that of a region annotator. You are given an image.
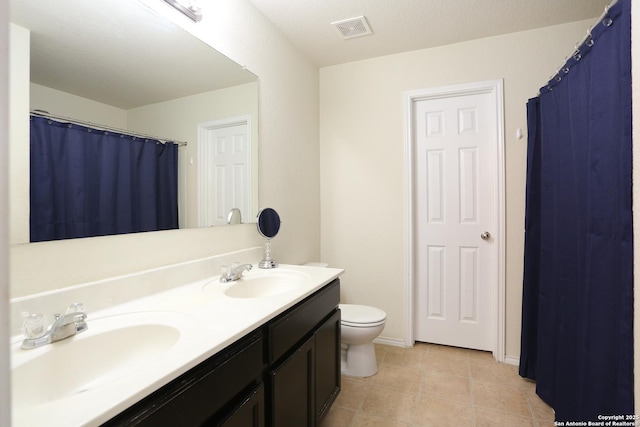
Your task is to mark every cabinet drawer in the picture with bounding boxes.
[267,279,340,363]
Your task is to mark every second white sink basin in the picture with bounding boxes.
[11,311,197,410]
[214,268,311,299]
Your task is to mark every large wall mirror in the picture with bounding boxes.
[9,0,259,245]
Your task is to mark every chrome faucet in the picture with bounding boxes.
[21,304,88,350]
[220,263,253,282]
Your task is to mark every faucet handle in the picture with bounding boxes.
[220,264,230,278]
[66,302,86,314]
[21,313,47,339]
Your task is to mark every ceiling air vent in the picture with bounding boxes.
[331,16,372,40]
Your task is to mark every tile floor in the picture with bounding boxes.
[321,343,555,427]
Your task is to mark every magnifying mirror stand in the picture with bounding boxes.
[259,238,278,269]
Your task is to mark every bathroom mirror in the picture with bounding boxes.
[9,0,260,244]
[257,208,281,239]
[257,208,280,269]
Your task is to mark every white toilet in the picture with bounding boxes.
[303,263,387,378]
[339,303,386,377]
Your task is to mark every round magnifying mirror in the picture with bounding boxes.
[257,208,281,239]
[257,208,280,269]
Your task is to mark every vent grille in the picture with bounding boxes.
[331,16,372,40]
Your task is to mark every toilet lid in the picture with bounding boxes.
[339,304,386,326]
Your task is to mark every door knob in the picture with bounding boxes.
[480,231,491,240]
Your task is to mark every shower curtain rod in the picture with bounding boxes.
[547,0,619,83]
[29,110,188,147]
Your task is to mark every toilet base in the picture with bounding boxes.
[341,342,378,377]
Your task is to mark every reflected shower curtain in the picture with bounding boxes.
[519,0,632,421]
[30,116,178,242]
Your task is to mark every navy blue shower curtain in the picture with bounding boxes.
[30,116,179,242]
[519,0,633,422]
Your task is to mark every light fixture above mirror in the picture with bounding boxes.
[162,0,202,22]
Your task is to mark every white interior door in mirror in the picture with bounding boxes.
[198,116,252,226]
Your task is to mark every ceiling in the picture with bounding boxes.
[248,0,613,67]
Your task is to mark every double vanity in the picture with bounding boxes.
[10,248,343,426]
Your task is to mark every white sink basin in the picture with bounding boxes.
[205,268,310,298]
[225,276,298,298]
[11,311,197,409]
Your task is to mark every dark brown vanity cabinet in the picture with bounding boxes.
[102,330,265,427]
[268,310,341,427]
[102,278,340,427]
[267,280,341,427]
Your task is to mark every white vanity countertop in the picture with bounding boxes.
[10,264,343,427]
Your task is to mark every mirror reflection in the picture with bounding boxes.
[9,0,259,244]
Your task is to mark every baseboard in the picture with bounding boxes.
[372,337,523,366]
[373,336,409,348]
[503,355,520,366]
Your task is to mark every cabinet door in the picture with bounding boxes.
[314,310,341,425]
[269,336,315,427]
[216,383,264,427]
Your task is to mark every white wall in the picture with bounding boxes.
[320,20,594,357]
[0,1,10,424]
[9,0,321,298]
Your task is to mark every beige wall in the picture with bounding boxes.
[31,83,127,127]
[9,0,320,296]
[9,24,30,245]
[320,20,593,357]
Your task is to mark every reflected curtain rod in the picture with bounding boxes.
[30,109,188,147]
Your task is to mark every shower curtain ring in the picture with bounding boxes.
[602,5,613,27]
[573,49,582,61]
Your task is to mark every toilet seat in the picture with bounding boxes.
[340,304,386,328]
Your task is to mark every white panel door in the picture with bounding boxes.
[414,91,496,351]
[201,122,250,226]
